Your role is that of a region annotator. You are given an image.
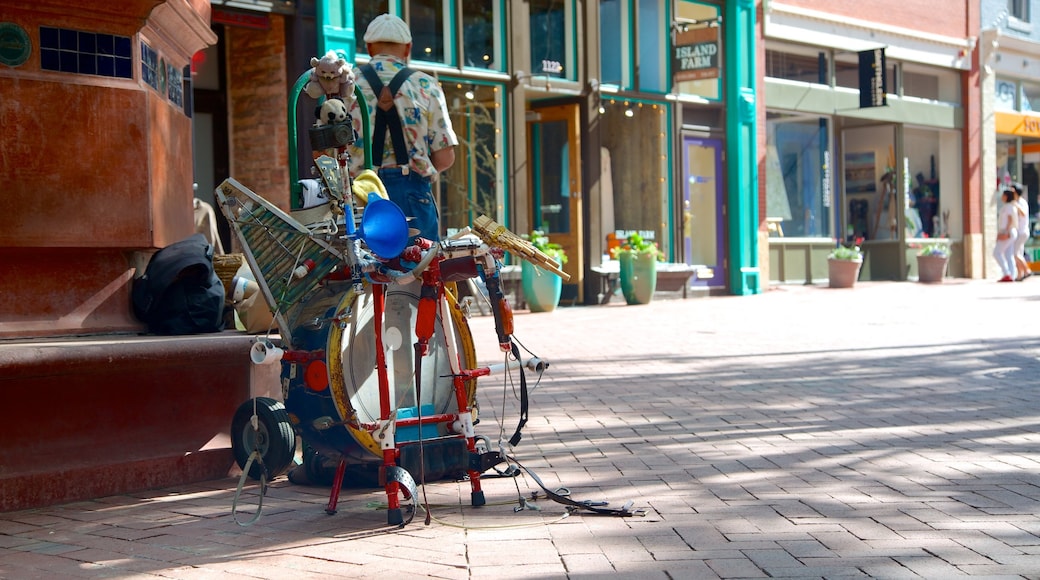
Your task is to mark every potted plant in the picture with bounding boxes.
[916,241,949,283]
[613,233,663,305]
[521,230,567,312]
[827,239,863,289]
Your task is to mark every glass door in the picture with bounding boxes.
[682,136,724,286]
[527,103,583,302]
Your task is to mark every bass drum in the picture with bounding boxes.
[285,282,477,464]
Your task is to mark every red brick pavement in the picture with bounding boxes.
[2,280,1040,579]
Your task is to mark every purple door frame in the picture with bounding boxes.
[681,136,725,287]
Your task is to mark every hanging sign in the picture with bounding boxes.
[858,48,887,108]
[674,26,719,83]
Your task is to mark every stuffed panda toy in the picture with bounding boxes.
[315,97,349,127]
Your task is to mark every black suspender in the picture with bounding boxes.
[359,64,417,168]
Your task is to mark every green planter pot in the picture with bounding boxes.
[619,252,657,305]
[521,260,563,312]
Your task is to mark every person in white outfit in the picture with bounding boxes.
[995,188,1018,282]
[1012,183,1032,281]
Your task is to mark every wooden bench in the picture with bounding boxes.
[591,261,703,303]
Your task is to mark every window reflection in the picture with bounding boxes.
[600,0,624,85]
[529,0,567,78]
[766,113,832,238]
[353,0,389,58]
[408,0,445,63]
[462,0,497,69]
[440,83,503,232]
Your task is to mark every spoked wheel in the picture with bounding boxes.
[231,397,297,480]
[385,465,417,526]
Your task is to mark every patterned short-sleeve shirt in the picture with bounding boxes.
[347,55,458,178]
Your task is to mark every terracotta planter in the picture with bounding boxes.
[828,258,861,288]
[521,260,563,312]
[917,254,948,283]
[619,252,657,304]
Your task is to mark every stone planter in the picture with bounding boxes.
[828,258,862,289]
[917,254,948,283]
[619,252,657,304]
[521,260,563,312]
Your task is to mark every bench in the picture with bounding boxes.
[591,261,708,303]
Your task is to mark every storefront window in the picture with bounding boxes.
[529,0,572,80]
[996,78,1018,111]
[347,2,503,70]
[408,0,447,64]
[352,1,389,59]
[896,66,957,102]
[600,0,628,87]
[904,128,946,238]
[638,0,667,92]
[461,0,502,70]
[766,50,825,84]
[765,113,832,238]
[601,98,671,257]
[1021,81,1040,112]
[835,54,897,95]
[440,82,505,233]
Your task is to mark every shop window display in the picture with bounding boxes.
[600,99,671,258]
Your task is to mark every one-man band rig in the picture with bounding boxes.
[217,64,640,526]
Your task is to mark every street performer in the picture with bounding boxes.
[347,13,458,243]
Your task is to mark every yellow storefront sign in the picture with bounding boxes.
[995,111,1040,138]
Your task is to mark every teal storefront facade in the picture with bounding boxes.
[313,0,761,299]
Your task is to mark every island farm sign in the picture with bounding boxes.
[674,26,719,82]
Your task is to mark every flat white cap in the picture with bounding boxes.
[364,14,411,44]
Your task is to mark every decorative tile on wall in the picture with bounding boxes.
[39,26,132,79]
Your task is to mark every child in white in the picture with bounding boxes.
[995,189,1018,282]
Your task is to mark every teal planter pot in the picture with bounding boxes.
[521,260,563,312]
[619,252,657,305]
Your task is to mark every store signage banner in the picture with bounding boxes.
[858,48,887,108]
[674,27,719,83]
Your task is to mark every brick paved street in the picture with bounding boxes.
[2,280,1040,579]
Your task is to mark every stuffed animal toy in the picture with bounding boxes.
[304,50,356,101]
[315,97,349,127]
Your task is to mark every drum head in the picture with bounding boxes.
[327,284,477,459]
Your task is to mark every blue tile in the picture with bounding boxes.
[59,50,77,73]
[97,34,113,55]
[98,55,114,77]
[40,48,59,71]
[115,57,131,79]
[39,27,59,49]
[114,36,131,58]
[78,31,96,54]
[59,28,77,50]
[78,53,96,75]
